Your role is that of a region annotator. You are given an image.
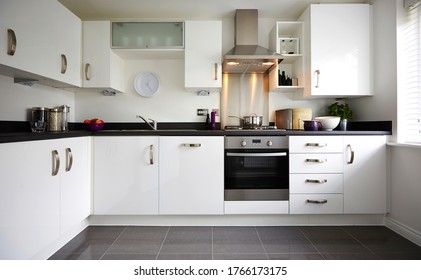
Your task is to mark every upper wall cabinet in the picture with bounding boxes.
[82,21,124,93]
[0,0,81,88]
[184,21,222,92]
[269,21,304,92]
[111,21,184,59]
[299,4,372,98]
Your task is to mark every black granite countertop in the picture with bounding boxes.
[0,121,392,144]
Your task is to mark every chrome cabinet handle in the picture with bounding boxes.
[181,143,202,148]
[214,63,218,80]
[7,29,17,56]
[85,63,91,81]
[61,54,67,74]
[65,148,73,172]
[315,69,320,88]
[347,144,355,164]
[306,199,328,204]
[52,150,60,176]
[305,179,328,184]
[305,143,327,147]
[305,158,327,163]
[149,144,154,165]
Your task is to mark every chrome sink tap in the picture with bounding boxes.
[136,115,157,130]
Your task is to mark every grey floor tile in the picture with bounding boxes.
[160,226,212,254]
[213,226,265,254]
[157,253,212,260]
[106,238,163,254]
[118,226,169,240]
[54,238,115,255]
[213,253,268,260]
[101,253,158,260]
[376,253,421,260]
[268,253,325,260]
[311,239,371,254]
[48,252,103,260]
[257,226,318,254]
[300,226,353,240]
[323,253,380,260]
[76,226,126,240]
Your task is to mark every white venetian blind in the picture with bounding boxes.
[403,0,421,143]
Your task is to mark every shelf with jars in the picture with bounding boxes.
[269,21,304,92]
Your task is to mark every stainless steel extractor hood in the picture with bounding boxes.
[223,9,283,74]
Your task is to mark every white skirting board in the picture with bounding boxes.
[89,214,386,227]
[385,217,421,247]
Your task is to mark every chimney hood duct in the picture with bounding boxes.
[223,9,283,74]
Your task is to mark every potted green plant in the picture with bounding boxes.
[327,101,353,130]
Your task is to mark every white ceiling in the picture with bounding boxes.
[58,0,367,21]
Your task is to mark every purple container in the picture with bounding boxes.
[303,120,321,131]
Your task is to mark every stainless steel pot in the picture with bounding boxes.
[229,114,263,127]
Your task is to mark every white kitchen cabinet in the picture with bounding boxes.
[159,136,224,215]
[60,137,91,233]
[289,136,344,214]
[93,137,159,215]
[0,137,90,259]
[82,21,125,93]
[343,136,387,214]
[0,0,81,88]
[269,21,304,92]
[184,21,222,92]
[299,4,372,97]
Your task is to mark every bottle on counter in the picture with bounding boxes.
[48,108,62,132]
[206,113,210,130]
[211,111,216,130]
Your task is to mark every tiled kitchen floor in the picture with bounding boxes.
[48,226,421,260]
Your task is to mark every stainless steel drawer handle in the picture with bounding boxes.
[305,143,327,147]
[65,148,73,172]
[306,199,328,204]
[305,179,328,184]
[214,63,218,80]
[7,29,17,56]
[347,144,355,164]
[315,69,320,88]
[52,150,60,176]
[181,143,202,148]
[305,158,327,163]
[149,144,154,165]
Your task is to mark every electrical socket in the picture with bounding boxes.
[197,109,209,116]
[211,109,219,116]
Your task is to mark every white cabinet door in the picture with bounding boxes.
[343,136,387,214]
[93,137,159,215]
[0,140,60,259]
[300,4,372,97]
[184,21,222,92]
[159,136,224,215]
[82,21,125,92]
[60,137,91,233]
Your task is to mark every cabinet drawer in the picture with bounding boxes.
[290,174,343,194]
[290,153,343,173]
[289,136,343,153]
[290,194,343,214]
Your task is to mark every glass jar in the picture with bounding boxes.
[48,108,62,132]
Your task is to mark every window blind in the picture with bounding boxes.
[403,1,421,143]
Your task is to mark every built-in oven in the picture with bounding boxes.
[224,136,289,201]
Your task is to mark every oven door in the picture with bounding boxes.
[224,149,289,201]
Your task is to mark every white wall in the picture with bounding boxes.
[0,75,75,121]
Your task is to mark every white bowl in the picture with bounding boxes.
[314,116,340,131]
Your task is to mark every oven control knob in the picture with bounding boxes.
[267,140,273,147]
[240,140,247,147]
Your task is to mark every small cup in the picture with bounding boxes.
[303,120,320,131]
[30,121,46,132]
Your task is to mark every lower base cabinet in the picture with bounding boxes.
[0,137,90,259]
[93,136,159,215]
[159,136,224,215]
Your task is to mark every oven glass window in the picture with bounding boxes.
[225,149,289,190]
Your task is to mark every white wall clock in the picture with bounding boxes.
[134,72,160,97]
